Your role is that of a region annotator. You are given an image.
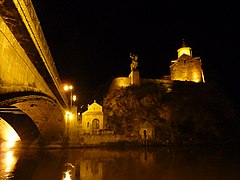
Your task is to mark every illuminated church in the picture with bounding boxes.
[170,40,205,83]
[109,41,205,92]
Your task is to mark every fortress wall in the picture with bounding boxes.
[108,77,131,92]
[109,77,173,93]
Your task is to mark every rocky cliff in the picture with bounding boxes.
[102,81,240,145]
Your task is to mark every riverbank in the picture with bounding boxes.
[21,133,240,149]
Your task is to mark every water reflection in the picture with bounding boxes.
[62,171,71,180]
[0,150,18,179]
[0,145,240,180]
[62,163,75,180]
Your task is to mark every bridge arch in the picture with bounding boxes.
[0,91,66,147]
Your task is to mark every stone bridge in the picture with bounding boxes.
[0,0,70,147]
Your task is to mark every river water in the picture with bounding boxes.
[1,144,240,180]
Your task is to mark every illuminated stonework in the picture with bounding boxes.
[108,53,140,92]
[109,41,205,92]
[170,44,205,83]
[177,46,192,58]
[81,100,104,134]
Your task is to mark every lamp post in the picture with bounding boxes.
[64,85,77,142]
[64,85,73,110]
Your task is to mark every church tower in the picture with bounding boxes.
[177,39,192,58]
[170,40,205,83]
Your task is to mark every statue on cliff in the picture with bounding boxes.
[130,53,138,71]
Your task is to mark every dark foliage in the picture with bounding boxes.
[103,81,240,144]
[164,81,240,144]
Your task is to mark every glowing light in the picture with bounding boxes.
[177,47,192,58]
[63,84,74,109]
[64,85,73,91]
[192,70,201,83]
[63,171,72,180]
[4,128,20,149]
[6,129,20,142]
[64,85,68,91]
[0,118,20,151]
[1,137,19,151]
[65,111,73,120]
[72,95,76,102]
[6,141,15,149]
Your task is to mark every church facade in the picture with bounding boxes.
[81,100,105,134]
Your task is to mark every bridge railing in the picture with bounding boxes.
[14,0,69,107]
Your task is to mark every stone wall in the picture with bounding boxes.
[68,134,139,147]
[108,77,131,92]
[170,56,203,83]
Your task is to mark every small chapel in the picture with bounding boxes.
[81,100,105,134]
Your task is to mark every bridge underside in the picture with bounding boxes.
[0,0,67,107]
[0,92,65,146]
[0,0,69,147]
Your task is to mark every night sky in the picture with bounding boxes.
[32,1,240,107]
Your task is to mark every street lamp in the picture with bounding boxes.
[64,85,73,110]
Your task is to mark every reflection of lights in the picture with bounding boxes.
[62,163,74,180]
[4,129,20,150]
[1,141,17,151]
[4,150,18,174]
[6,141,15,149]
[5,151,14,171]
[63,171,72,180]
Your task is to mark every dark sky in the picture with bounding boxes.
[32,1,240,107]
